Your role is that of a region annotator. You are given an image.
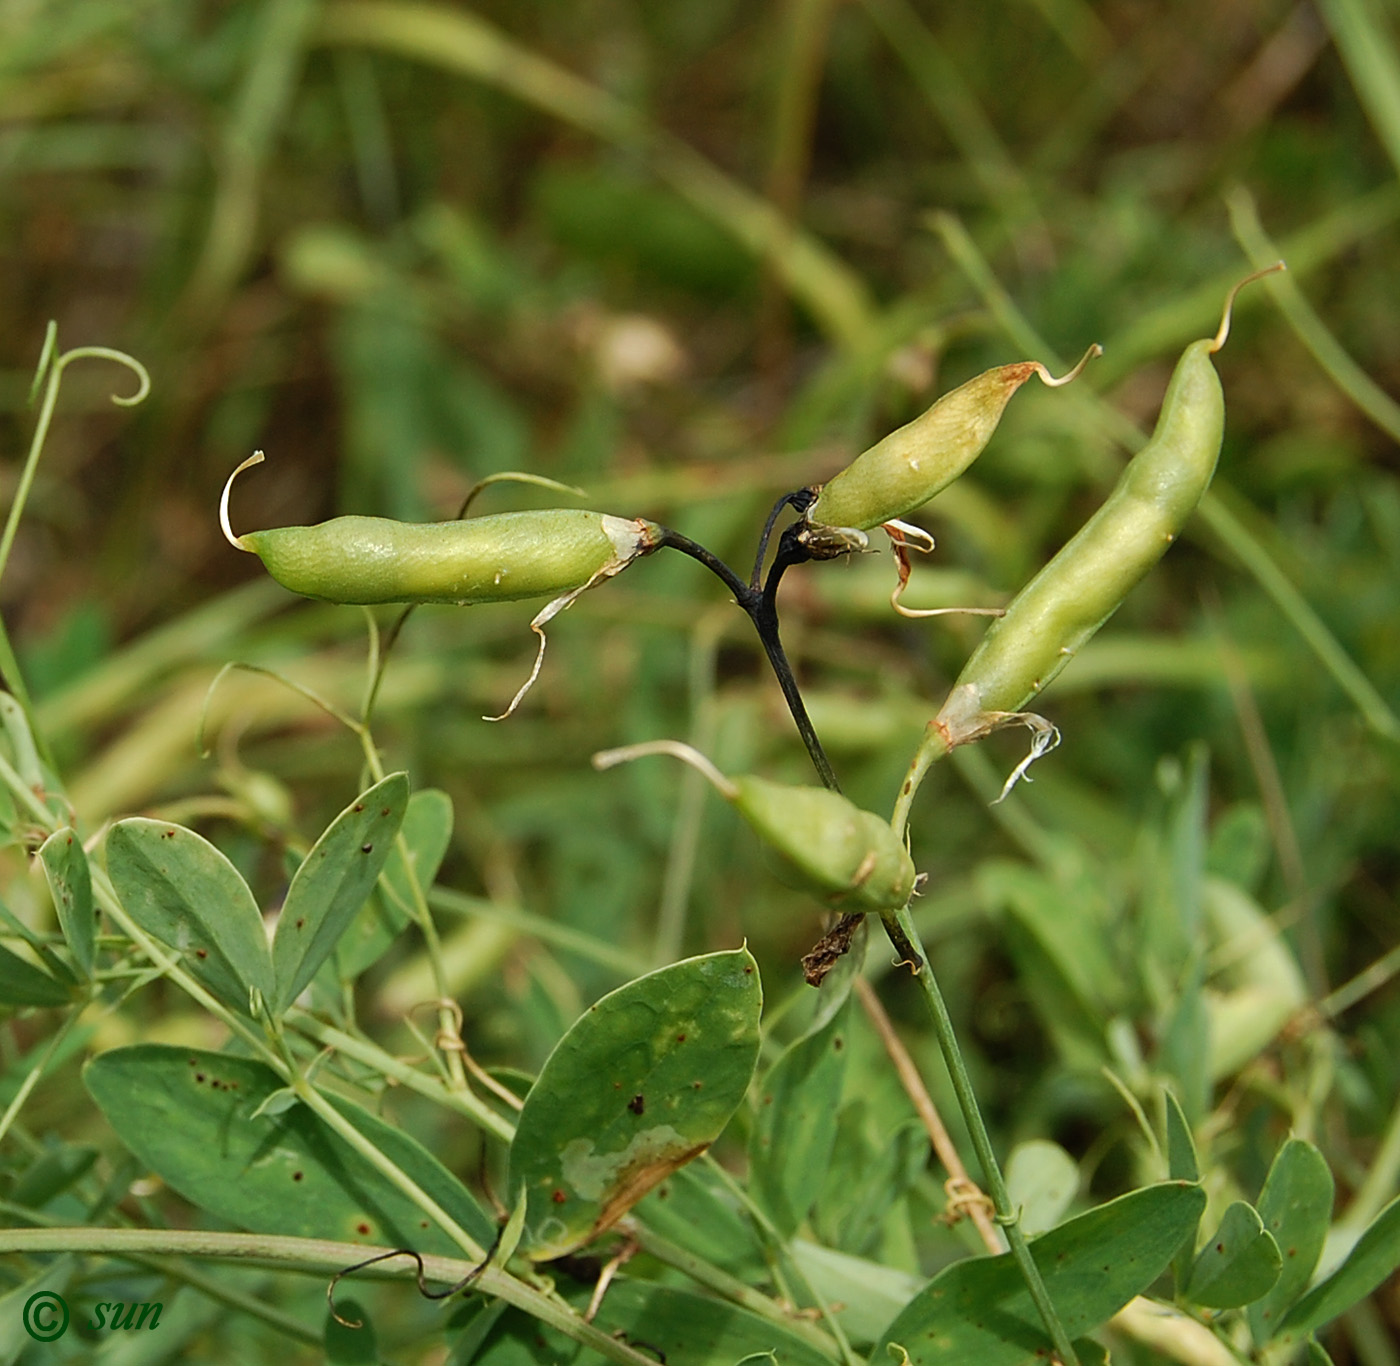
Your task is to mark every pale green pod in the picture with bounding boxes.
[936,335,1224,743]
[592,742,918,914]
[807,349,1098,532]
[731,776,916,914]
[238,508,660,606]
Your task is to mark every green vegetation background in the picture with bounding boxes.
[2,0,1399,1359]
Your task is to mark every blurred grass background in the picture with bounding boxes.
[3,0,1400,1351]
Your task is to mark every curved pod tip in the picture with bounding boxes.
[1211,261,1286,354]
[220,450,267,551]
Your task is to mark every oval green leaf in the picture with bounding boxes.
[335,787,452,981]
[83,1043,494,1255]
[748,998,850,1238]
[875,1182,1207,1366]
[1248,1137,1334,1342]
[37,827,95,976]
[508,947,762,1259]
[105,818,273,1013]
[1185,1201,1282,1308]
[271,773,409,1013]
[1279,1193,1400,1341]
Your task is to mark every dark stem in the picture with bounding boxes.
[657,520,839,792]
[754,524,840,792]
[655,527,751,604]
[750,488,815,591]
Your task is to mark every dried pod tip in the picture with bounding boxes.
[1211,260,1286,354]
[1031,342,1103,389]
[220,450,267,552]
[591,740,739,800]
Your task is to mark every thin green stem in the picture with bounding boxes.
[0,1204,322,1346]
[351,680,471,1093]
[880,900,1081,1366]
[287,1012,516,1143]
[701,1157,861,1366]
[0,1009,86,1149]
[0,1227,665,1366]
[630,1223,841,1358]
[285,1072,484,1260]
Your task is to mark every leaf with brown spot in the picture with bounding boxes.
[38,827,95,977]
[508,948,762,1259]
[84,1044,493,1254]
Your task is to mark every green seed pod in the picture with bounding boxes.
[935,266,1282,753]
[807,347,1100,532]
[222,454,658,605]
[222,451,663,719]
[732,775,917,913]
[239,508,657,605]
[593,742,916,914]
